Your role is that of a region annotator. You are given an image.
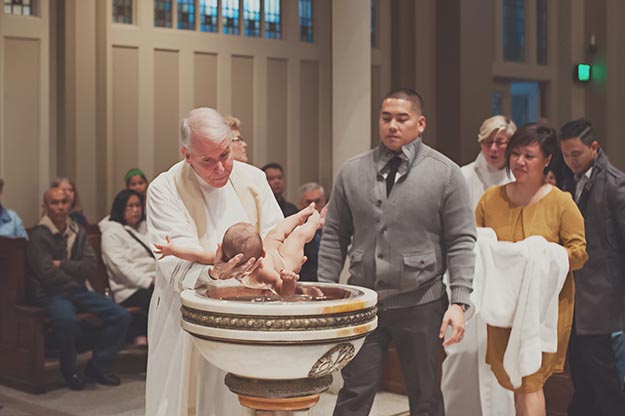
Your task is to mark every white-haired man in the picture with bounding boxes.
[144,108,283,416]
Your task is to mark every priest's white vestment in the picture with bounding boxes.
[144,160,282,416]
[441,152,515,416]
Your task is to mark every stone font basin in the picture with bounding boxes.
[180,282,378,381]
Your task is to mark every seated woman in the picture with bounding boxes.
[100,189,155,346]
[0,178,28,239]
[51,177,89,228]
[475,123,588,415]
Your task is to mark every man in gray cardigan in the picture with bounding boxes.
[318,88,476,416]
[559,119,625,415]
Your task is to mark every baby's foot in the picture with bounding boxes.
[307,209,322,229]
[296,203,316,225]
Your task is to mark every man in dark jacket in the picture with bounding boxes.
[559,118,625,415]
[27,186,130,390]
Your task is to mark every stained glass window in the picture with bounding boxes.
[264,0,280,39]
[178,0,195,30]
[154,0,172,28]
[244,0,260,37]
[299,0,313,43]
[200,0,218,32]
[371,0,376,48]
[536,0,547,65]
[113,0,132,24]
[503,0,525,62]
[491,91,503,116]
[4,0,35,15]
[222,0,240,35]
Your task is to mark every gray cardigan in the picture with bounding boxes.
[562,149,625,335]
[318,139,476,309]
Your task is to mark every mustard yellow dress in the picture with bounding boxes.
[475,185,588,393]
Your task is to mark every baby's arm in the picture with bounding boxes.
[279,269,298,297]
[254,262,300,297]
[153,236,216,264]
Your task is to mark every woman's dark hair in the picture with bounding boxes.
[505,123,560,176]
[109,189,144,225]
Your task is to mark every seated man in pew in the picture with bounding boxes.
[26,185,131,390]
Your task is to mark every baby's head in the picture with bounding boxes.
[222,222,263,265]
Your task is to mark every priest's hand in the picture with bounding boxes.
[439,303,465,346]
[208,244,262,280]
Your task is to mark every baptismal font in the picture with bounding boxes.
[180,282,378,415]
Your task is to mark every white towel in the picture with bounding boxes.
[470,229,569,388]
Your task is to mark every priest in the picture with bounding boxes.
[144,108,283,416]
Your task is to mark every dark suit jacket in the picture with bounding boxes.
[300,230,321,282]
[562,149,625,335]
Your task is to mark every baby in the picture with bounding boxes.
[153,204,321,296]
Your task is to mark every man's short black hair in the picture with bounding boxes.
[559,118,595,146]
[261,162,284,173]
[382,88,424,113]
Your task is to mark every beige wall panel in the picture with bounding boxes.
[299,60,319,184]
[194,52,218,109]
[266,58,288,169]
[371,65,381,148]
[112,46,139,191]
[231,56,255,163]
[154,49,180,176]
[3,38,41,225]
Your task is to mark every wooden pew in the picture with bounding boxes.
[0,230,144,393]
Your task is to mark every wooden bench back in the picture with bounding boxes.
[0,237,28,334]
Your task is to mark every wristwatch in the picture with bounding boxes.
[453,302,469,312]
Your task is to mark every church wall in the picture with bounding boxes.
[0,1,51,226]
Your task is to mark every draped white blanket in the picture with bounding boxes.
[470,228,569,388]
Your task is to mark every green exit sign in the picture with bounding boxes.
[575,63,591,82]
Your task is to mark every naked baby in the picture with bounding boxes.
[153,204,321,296]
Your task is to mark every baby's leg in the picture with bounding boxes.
[279,210,320,272]
[265,203,315,244]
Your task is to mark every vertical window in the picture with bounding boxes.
[222,0,240,35]
[371,0,376,48]
[299,0,313,43]
[244,0,260,37]
[536,0,547,65]
[154,0,173,28]
[177,0,195,30]
[510,81,540,126]
[4,0,35,15]
[113,0,133,24]
[503,0,525,62]
[264,0,280,39]
[491,91,503,116]
[200,0,218,32]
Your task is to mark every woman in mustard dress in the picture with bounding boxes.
[475,123,588,415]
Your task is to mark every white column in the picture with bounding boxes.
[331,0,371,175]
